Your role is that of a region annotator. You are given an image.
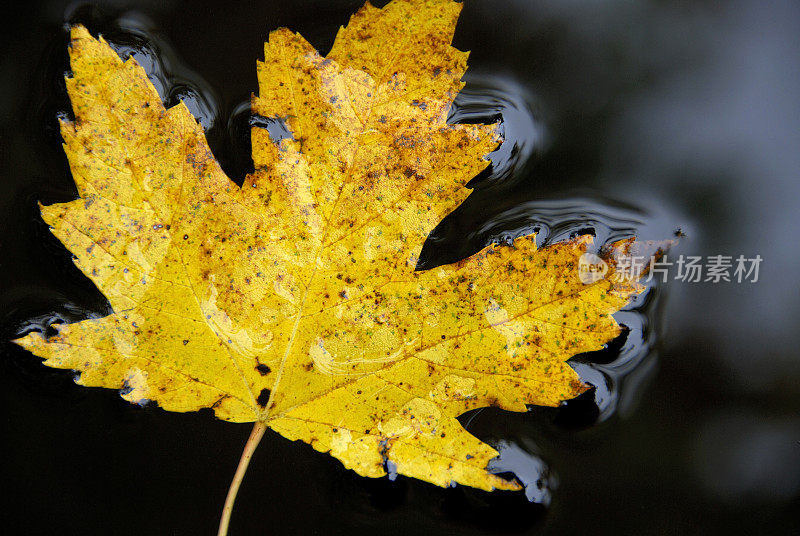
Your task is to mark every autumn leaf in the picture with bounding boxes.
[14,0,670,533]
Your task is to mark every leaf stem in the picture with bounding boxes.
[217,421,267,536]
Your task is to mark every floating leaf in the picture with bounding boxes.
[14,0,670,533]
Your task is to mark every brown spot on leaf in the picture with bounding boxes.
[257,388,271,407]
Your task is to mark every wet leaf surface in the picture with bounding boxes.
[14,0,669,513]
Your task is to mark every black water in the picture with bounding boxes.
[1,1,799,535]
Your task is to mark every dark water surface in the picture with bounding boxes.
[2,1,799,534]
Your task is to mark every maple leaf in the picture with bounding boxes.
[13,0,670,533]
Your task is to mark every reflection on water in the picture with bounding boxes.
[67,7,220,131]
[468,197,646,248]
[488,440,554,504]
[449,75,548,186]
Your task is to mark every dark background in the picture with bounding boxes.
[2,1,799,535]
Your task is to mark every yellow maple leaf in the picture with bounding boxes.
[14,0,670,533]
